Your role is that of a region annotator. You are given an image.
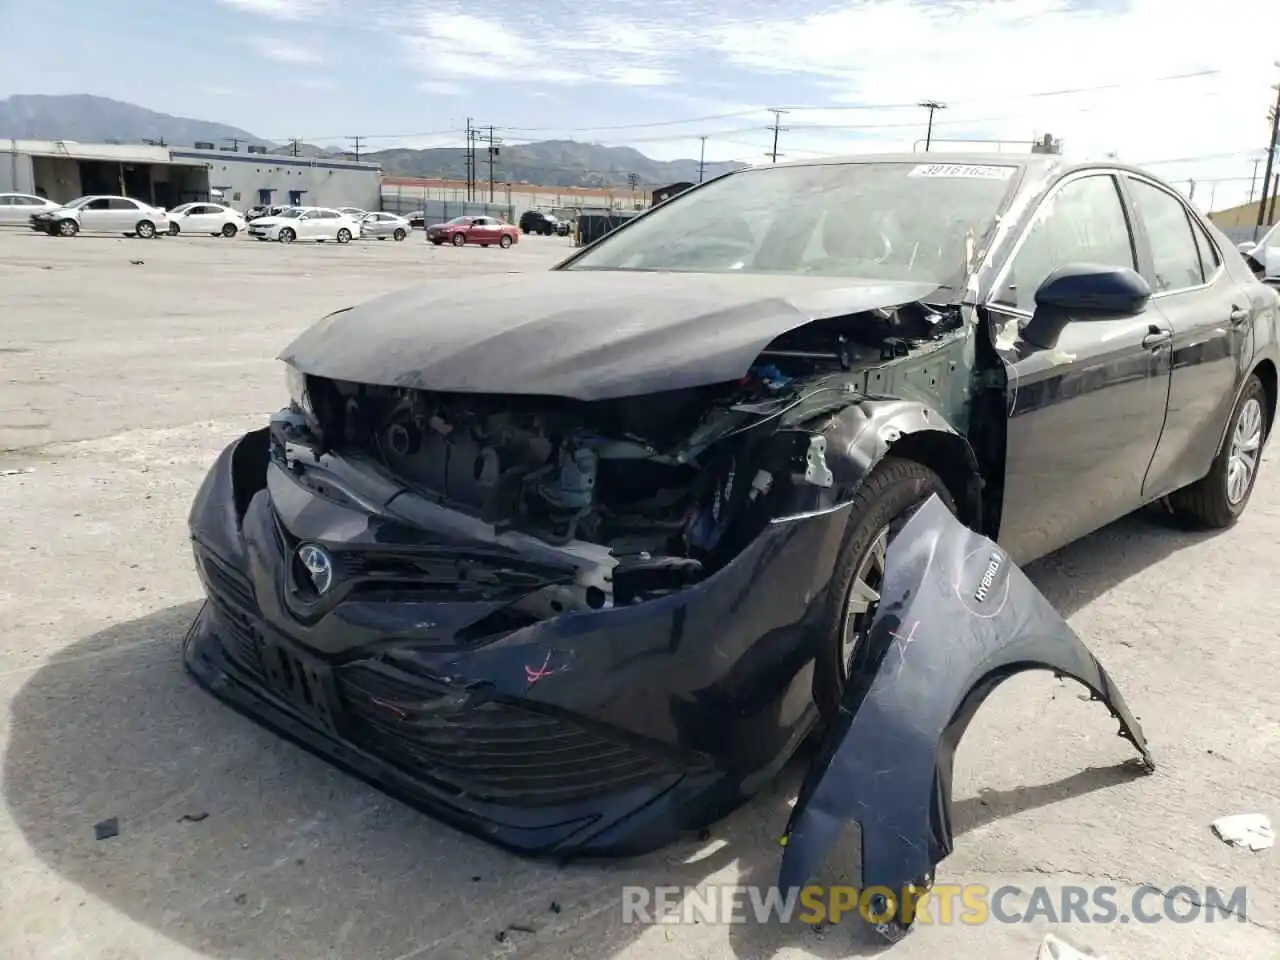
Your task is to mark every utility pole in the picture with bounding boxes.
[483,124,502,203]
[1188,179,1196,201]
[697,136,707,183]
[1270,172,1279,224]
[1254,74,1280,239]
[289,139,300,157]
[1250,154,1264,203]
[222,137,241,151]
[348,135,364,162]
[918,100,947,151]
[464,118,474,201]
[766,108,789,163]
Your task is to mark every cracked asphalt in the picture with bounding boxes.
[0,228,1276,960]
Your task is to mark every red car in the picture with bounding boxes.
[426,215,520,249]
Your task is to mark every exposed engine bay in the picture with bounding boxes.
[278,300,965,617]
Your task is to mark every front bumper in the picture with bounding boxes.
[185,429,846,856]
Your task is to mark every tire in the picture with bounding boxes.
[1168,374,1268,528]
[431,239,443,246]
[169,223,181,236]
[221,223,238,238]
[336,228,352,244]
[393,228,406,241]
[56,219,78,237]
[452,233,465,247]
[812,456,954,722]
[278,228,295,243]
[136,220,156,239]
[500,234,513,249]
[522,227,531,235]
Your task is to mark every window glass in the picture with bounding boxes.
[1189,216,1220,279]
[86,198,111,210]
[995,174,1135,312]
[107,198,137,210]
[0,197,11,206]
[1127,178,1204,291]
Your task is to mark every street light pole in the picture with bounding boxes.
[918,100,947,152]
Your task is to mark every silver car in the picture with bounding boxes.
[358,211,411,241]
[0,192,60,226]
[30,195,171,238]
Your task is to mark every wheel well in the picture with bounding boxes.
[1253,359,1277,438]
[888,430,983,532]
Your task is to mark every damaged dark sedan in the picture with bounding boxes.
[186,154,1275,908]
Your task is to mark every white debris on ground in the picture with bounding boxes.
[1211,813,1276,851]
[1038,933,1105,959]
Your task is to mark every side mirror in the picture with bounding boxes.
[1022,263,1152,350]
[1238,241,1258,256]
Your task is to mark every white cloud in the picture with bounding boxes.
[249,37,323,63]
[399,11,682,88]
[708,0,1280,208]
[218,0,330,19]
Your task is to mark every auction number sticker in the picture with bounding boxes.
[909,163,1016,180]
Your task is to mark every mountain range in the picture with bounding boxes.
[0,94,746,188]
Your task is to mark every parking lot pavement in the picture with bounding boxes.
[0,229,1277,960]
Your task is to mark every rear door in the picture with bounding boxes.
[1123,175,1250,497]
[107,197,142,231]
[986,171,1173,563]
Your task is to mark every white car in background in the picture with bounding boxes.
[0,192,60,225]
[247,206,360,243]
[166,202,247,238]
[338,207,367,220]
[1239,223,1280,282]
[30,195,171,238]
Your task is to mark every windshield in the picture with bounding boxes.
[63,196,94,210]
[278,209,303,218]
[447,216,473,225]
[564,160,1020,286]
[170,203,195,214]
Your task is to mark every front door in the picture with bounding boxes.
[1121,175,1250,498]
[987,172,1172,564]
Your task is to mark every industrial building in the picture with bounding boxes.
[380,176,647,225]
[2,139,381,211]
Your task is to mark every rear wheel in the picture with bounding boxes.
[813,457,955,721]
[336,228,352,244]
[136,220,156,239]
[452,233,465,247]
[1168,374,1268,527]
[221,223,238,238]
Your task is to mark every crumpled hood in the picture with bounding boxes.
[279,271,942,401]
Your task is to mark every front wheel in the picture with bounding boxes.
[452,233,465,247]
[813,456,954,721]
[393,228,406,241]
[169,223,181,236]
[278,227,295,243]
[56,219,79,237]
[499,234,513,249]
[1168,374,1268,527]
[431,239,443,246]
[221,223,238,238]
[336,228,352,244]
[136,220,157,239]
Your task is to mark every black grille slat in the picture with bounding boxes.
[335,661,674,806]
[197,549,266,680]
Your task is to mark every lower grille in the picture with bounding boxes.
[336,661,676,806]
[197,549,265,680]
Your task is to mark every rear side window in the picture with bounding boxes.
[1189,216,1221,280]
[1126,178,1204,291]
[107,198,137,210]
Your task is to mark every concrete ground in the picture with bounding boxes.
[0,228,1276,960]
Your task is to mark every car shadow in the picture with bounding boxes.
[3,512,1211,959]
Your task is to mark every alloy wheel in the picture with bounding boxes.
[839,525,889,677]
[1227,397,1263,504]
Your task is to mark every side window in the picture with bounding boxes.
[1189,217,1221,280]
[0,197,11,206]
[1126,178,1204,292]
[995,174,1136,313]
[86,198,111,210]
[108,198,138,210]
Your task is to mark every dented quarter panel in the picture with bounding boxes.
[778,495,1153,897]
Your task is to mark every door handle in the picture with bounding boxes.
[1143,328,1172,349]
[1229,305,1249,325]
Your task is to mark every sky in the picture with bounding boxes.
[3,0,1280,209]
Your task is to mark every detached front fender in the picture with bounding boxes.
[778,495,1154,902]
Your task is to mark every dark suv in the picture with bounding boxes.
[519,210,562,235]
